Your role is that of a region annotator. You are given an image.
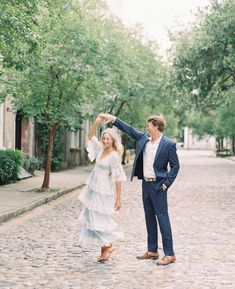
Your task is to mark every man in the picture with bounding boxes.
[100,113,180,266]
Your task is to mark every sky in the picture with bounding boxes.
[110,0,212,55]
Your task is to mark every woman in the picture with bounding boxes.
[78,115,126,262]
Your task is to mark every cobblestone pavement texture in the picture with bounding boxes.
[0,150,234,289]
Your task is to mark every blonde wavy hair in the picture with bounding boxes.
[101,128,123,157]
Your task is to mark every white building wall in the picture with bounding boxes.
[28,118,35,156]
[4,99,15,149]
[0,103,4,148]
[184,127,216,150]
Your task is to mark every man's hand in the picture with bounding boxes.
[99,113,116,123]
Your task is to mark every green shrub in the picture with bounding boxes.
[216,149,232,157]
[22,154,41,175]
[0,149,22,185]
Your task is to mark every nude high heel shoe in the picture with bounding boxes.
[97,244,116,262]
[97,246,106,261]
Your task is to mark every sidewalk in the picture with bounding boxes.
[226,155,235,162]
[0,164,94,224]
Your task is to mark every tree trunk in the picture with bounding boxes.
[232,136,235,155]
[218,138,223,151]
[221,138,224,150]
[121,134,127,164]
[216,138,219,151]
[41,126,56,190]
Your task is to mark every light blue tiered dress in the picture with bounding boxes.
[78,136,126,246]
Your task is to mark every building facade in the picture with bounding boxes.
[0,98,88,169]
[0,98,35,156]
[184,127,216,150]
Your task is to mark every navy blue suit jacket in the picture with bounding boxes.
[113,118,180,189]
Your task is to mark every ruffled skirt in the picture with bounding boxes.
[78,168,123,246]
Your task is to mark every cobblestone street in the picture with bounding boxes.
[0,150,234,289]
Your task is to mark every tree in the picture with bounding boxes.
[0,0,39,71]
[170,0,235,153]
[185,90,235,153]
[171,0,235,110]
[8,3,105,190]
[93,17,177,130]
[90,17,178,161]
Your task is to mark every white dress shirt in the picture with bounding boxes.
[143,134,162,178]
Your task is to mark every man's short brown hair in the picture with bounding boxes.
[147,115,166,132]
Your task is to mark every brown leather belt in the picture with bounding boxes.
[144,177,157,182]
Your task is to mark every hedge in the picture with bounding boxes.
[0,149,22,185]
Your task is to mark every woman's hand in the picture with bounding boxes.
[95,115,103,124]
[114,199,121,211]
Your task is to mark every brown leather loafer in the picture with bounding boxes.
[157,255,176,265]
[137,252,159,260]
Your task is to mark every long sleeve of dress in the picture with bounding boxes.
[86,136,102,162]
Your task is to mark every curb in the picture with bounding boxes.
[0,184,85,225]
[225,157,235,162]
